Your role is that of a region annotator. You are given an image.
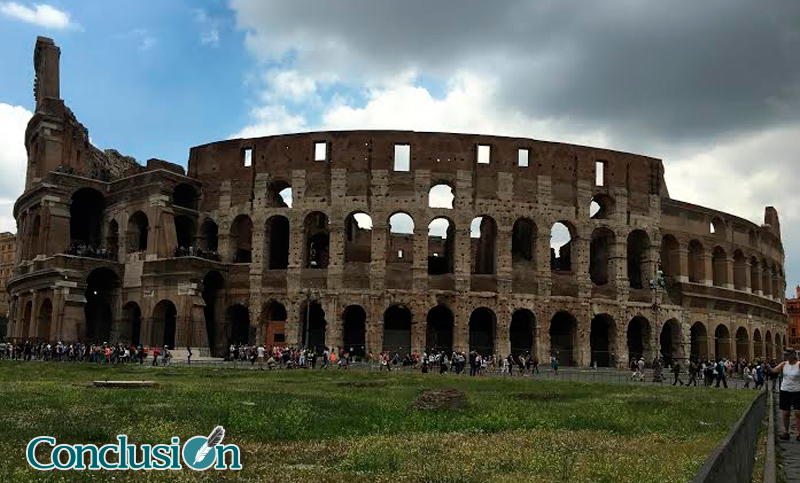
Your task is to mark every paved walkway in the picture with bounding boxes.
[775,391,800,482]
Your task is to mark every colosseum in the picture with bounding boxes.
[6,37,789,367]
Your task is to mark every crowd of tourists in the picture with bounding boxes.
[0,340,174,366]
[626,355,781,389]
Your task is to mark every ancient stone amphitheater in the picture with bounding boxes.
[7,37,788,367]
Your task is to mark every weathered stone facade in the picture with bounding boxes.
[0,232,16,337]
[6,37,789,365]
[787,287,800,348]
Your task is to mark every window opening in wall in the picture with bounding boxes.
[550,222,572,271]
[428,218,454,275]
[709,222,715,234]
[243,148,252,167]
[595,160,606,186]
[429,184,454,209]
[394,144,410,171]
[398,249,403,259]
[518,148,529,167]
[477,144,491,164]
[314,142,327,161]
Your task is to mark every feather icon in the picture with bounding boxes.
[194,426,225,464]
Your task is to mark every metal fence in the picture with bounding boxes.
[691,390,767,483]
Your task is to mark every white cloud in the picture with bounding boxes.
[262,70,317,104]
[193,9,223,47]
[0,103,31,234]
[115,28,157,52]
[0,2,73,29]
[231,104,307,138]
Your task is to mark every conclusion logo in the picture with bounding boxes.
[26,426,242,471]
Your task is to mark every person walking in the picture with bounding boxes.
[771,351,800,441]
[671,360,684,386]
[187,345,193,365]
[715,359,728,388]
[687,359,699,387]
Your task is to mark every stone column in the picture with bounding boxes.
[371,220,387,291]
[702,253,713,286]
[412,227,428,291]
[535,233,552,296]
[453,226,471,292]
[725,257,735,290]
[574,236,591,299]
[495,225,512,294]
[677,247,690,283]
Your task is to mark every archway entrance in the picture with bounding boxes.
[590,314,615,367]
[659,319,681,365]
[227,304,250,346]
[85,268,119,343]
[510,309,535,357]
[627,316,651,363]
[426,305,454,353]
[690,322,708,361]
[736,327,749,362]
[301,302,327,352]
[469,307,496,356]
[383,305,412,355]
[122,302,142,346]
[261,301,287,348]
[202,271,224,356]
[550,311,576,366]
[342,305,367,357]
[152,300,177,348]
[715,325,731,359]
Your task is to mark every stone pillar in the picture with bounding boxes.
[574,236,591,299]
[453,297,469,352]
[327,220,344,291]
[744,259,752,293]
[495,225,512,294]
[453,226,471,292]
[535,233,552,296]
[412,227,428,291]
[725,257,735,290]
[612,239,629,301]
[677,247,690,283]
[411,304,426,355]
[495,304,510,358]
[371,220,387,291]
[702,253,713,286]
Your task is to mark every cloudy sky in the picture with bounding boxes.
[0,1,799,295]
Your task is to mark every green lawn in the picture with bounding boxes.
[0,362,755,482]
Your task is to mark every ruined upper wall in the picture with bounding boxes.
[188,130,666,212]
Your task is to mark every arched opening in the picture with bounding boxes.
[344,212,373,263]
[342,305,367,357]
[122,302,141,346]
[761,260,772,297]
[550,311,577,366]
[261,300,287,348]
[300,301,326,351]
[127,211,149,252]
[765,331,773,360]
[688,240,705,283]
[660,235,680,279]
[428,218,454,275]
[230,215,253,263]
[710,217,725,238]
[387,212,414,264]
[30,215,41,258]
[383,305,412,354]
[85,268,119,343]
[753,329,763,359]
[267,180,292,208]
[690,322,708,361]
[590,314,616,367]
[550,222,573,271]
[712,246,728,287]
[174,215,196,251]
[659,319,681,365]
[265,216,290,269]
[106,220,119,258]
[70,188,105,248]
[428,183,454,209]
[227,304,251,346]
[749,229,758,247]
[470,216,497,274]
[733,250,747,290]
[511,218,537,268]
[590,194,614,219]
[37,298,52,341]
[469,307,496,356]
[627,230,650,289]
[736,327,749,361]
[202,270,224,356]
[152,300,177,349]
[589,228,614,286]
[510,309,536,357]
[714,325,731,359]
[304,212,330,268]
[173,184,198,210]
[426,305,454,353]
[21,301,32,338]
[627,316,651,362]
[200,219,219,255]
[750,256,761,293]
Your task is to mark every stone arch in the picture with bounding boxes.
[590,313,616,367]
[85,268,120,343]
[510,309,536,357]
[226,304,251,346]
[511,218,537,268]
[342,305,367,357]
[267,180,292,208]
[753,328,763,359]
[37,298,52,341]
[265,215,290,269]
[690,322,708,361]
[344,212,373,263]
[761,259,772,297]
[627,230,650,289]
[261,300,287,347]
[30,215,41,258]
[122,302,142,346]
[590,227,615,286]
[714,324,731,359]
[469,307,496,356]
[765,330,774,359]
[750,256,761,293]
[627,316,652,362]
[426,305,454,353]
[230,215,253,263]
[712,246,728,287]
[128,211,149,252]
[550,221,575,271]
[106,219,119,258]
[202,270,225,356]
[710,217,726,238]
[470,215,497,274]
[733,250,747,290]
[21,301,32,338]
[304,211,330,268]
[550,311,577,366]
[387,212,414,264]
[300,300,326,351]
[173,183,198,210]
[688,240,705,283]
[734,327,749,360]
[660,235,680,279]
[151,300,177,349]
[428,182,454,209]
[200,218,219,253]
[174,215,195,250]
[659,319,682,365]
[383,305,412,354]
[70,187,105,247]
[428,217,454,275]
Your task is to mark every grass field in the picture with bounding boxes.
[0,362,755,482]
